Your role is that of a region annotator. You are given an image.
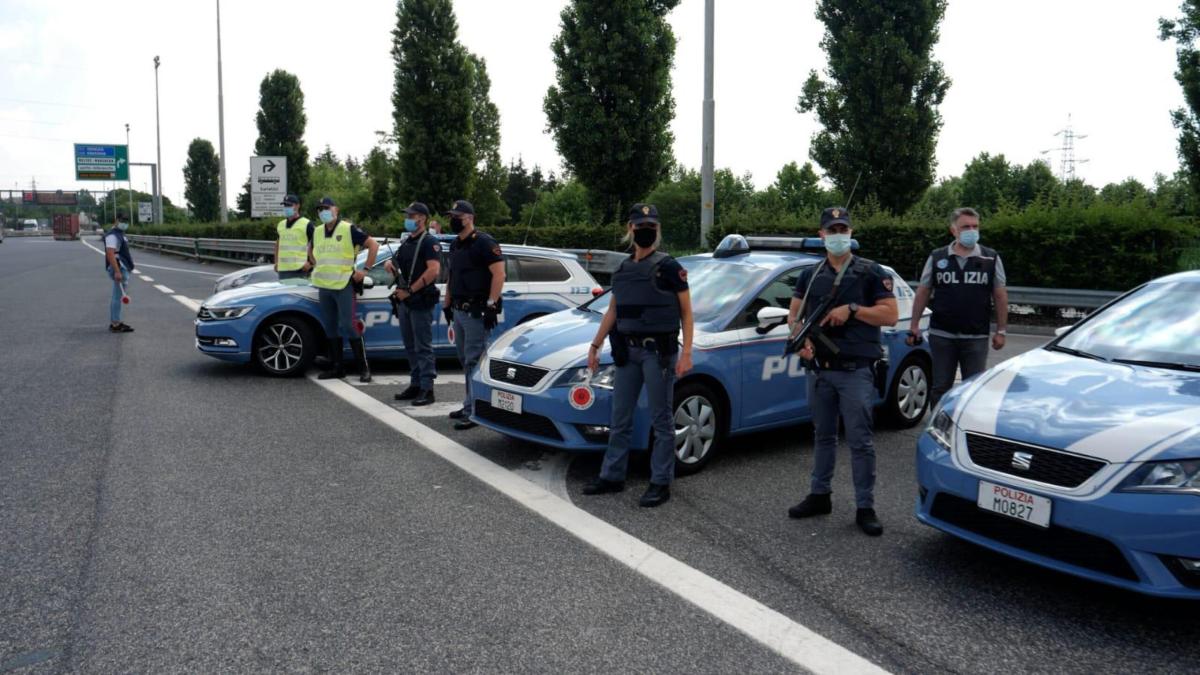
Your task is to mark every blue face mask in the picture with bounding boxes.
[283,206,296,218]
[824,232,852,256]
[117,221,130,231]
[404,218,418,232]
[318,209,335,224]
[958,229,980,248]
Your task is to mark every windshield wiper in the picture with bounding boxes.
[1047,345,1107,362]
[1112,358,1200,373]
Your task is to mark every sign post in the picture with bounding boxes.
[74,144,129,181]
[250,156,287,218]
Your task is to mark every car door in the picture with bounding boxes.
[505,255,584,324]
[734,267,810,430]
[356,247,405,351]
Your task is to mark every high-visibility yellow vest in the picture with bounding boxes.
[311,220,355,290]
[276,217,311,271]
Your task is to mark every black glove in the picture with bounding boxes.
[483,302,500,331]
[443,306,454,324]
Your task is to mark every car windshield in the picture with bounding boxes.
[1055,279,1200,369]
[586,258,770,324]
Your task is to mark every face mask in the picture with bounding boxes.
[958,229,980,248]
[404,218,418,232]
[824,232,852,256]
[117,222,129,231]
[318,210,334,224]
[633,227,657,249]
[450,216,465,234]
[283,207,296,218]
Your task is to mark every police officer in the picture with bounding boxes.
[582,204,694,508]
[786,207,897,536]
[443,199,505,430]
[908,207,1009,408]
[308,197,379,382]
[274,194,312,280]
[384,202,442,406]
[103,210,135,333]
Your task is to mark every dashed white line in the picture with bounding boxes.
[140,276,155,283]
[311,375,887,675]
[133,262,223,277]
[153,284,175,294]
[172,295,201,312]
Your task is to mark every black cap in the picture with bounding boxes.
[404,201,430,216]
[317,196,337,208]
[281,194,300,206]
[448,199,474,215]
[820,206,851,229]
[628,203,660,225]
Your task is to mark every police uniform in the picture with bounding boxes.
[310,204,372,380]
[104,222,136,331]
[790,208,892,528]
[589,203,689,507]
[446,201,503,420]
[919,243,1006,405]
[391,205,442,401]
[276,194,312,280]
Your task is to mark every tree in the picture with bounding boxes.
[235,178,251,218]
[465,53,508,225]
[544,0,680,223]
[254,70,312,202]
[184,138,221,222]
[1161,2,1200,199]
[503,158,537,223]
[773,162,824,215]
[1012,160,1058,208]
[1099,178,1150,205]
[364,146,394,222]
[959,153,1015,215]
[392,0,474,213]
[798,0,951,214]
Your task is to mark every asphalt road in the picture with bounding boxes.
[1,236,1196,673]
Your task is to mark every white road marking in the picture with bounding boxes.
[510,451,573,503]
[311,376,887,675]
[140,276,155,283]
[398,401,464,418]
[352,373,466,386]
[153,284,175,294]
[79,238,223,277]
[172,295,201,312]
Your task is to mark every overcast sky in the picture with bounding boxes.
[0,0,1187,208]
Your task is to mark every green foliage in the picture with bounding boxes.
[959,152,1016,214]
[1161,2,1200,199]
[544,0,680,223]
[518,181,595,227]
[308,151,371,221]
[364,146,394,222]
[646,167,755,250]
[502,158,538,223]
[799,0,951,214]
[392,0,474,214]
[184,138,221,222]
[254,69,312,202]
[464,53,508,226]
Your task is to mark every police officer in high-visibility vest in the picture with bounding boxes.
[583,204,694,508]
[384,201,442,406]
[309,197,379,381]
[443,199,505,430]
[908,207,1009,408]
[274,194,312,280]
[786,207,897,536]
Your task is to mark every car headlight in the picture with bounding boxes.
[557,365,617,390]
[205,305,254,320]
[1117,459,1200,494]
[230,275,250,288]
[926,409,956,451]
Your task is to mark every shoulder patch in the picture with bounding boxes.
[936,258,949,269]
[432,243,441,253]
[491,245,502,256]
[678,268,688,282]
[882,276,894,292]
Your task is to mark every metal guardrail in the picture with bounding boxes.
[905,281,1121,310]
[126,234,273,267]
[563,248,627,281]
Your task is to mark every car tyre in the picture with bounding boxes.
[672,382,726,476]
[886,355,931,428]
[253,316,315,377]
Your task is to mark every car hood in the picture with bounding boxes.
[216,264,272,284]
[947,348,1200,463]
[204,280,315,306]
[487,309,605,372]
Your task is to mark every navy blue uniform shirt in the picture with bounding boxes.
[449,230,503,299]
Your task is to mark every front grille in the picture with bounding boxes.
[475,401,563,441]
[966,433,1106,488]
[931,493,1137,581]
[488,359,548,388]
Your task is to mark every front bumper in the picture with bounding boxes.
[194,318,253,363]
[916,432,1200,599]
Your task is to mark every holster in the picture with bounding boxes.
[608,330,629,367]
[873,358,889,397]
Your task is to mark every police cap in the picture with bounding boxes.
[404,201,430,216]
[820,206,851,229]
[448,199,474,215]
[628,203,660,225]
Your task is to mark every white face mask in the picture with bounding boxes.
[117,222,130,231]
[824,232,852,255]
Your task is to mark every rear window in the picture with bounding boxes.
[517,256,570,283]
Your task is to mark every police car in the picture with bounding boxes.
[916,270,1200,598]
[469,235,934,474]
[194,235,601,374]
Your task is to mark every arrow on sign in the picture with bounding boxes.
[263,159,276,173]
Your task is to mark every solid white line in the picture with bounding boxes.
[172,295,201,312]
[351,373,466,386]
[153,284,175,294]
[311,376,887,675]
[399,401,464,418]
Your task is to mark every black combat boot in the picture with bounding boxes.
[350,337,371,383]
[318,339,345,379]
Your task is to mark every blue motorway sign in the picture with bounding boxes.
[74,143,129,181]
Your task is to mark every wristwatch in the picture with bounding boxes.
[848,303,859,320]
[486,299,497,309]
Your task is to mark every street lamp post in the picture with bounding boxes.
[125,123,133,223]
[216,0,228,224]
[154,55,164,225]
[700,0,715,248]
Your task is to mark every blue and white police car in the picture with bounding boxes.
[916,270,1200,598]
[469,235,934,474]
[194,235,601,375]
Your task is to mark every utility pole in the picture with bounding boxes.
[125,123,133,222]
[699,0,715,248]
[216,0,229,223]
[1041,114,1089,182]
[154,55,164,224]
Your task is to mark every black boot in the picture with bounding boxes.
[318,339,345,379]
[412,389,435,406]
[350,338,371,383]
[855,508,884,536]
[787,493,832,519]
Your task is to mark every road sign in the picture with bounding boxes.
[250,156,287,218]
[138,202,153,223]
[74,144,129,181]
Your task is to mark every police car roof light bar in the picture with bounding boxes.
[742,235,860,253]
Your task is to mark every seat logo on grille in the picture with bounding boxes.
[506,367,517,380]
[1011,451,1034,471]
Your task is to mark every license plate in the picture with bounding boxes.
[491,389,523,414]
[977,481,1051,528]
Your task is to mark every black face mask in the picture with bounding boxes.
[450,216,465,234]
[633,226,657,249]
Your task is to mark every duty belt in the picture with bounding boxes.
[624,334,674,349]
[813,357,875,371]
[452,298,487,312]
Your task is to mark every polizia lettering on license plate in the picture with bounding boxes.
[976,480,1052,528]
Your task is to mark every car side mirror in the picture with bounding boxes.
[756,306,789,334]
[1054,325,1073,337]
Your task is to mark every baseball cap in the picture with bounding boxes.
[404,201,431,216]
[317,197,337,209]
[280,194,300,206]
[448,199,474,215]
[820,206,851,229]
[628,203,660,225]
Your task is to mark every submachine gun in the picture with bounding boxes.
[783,293,840,359]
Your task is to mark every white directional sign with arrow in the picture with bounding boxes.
[250,156,287,218]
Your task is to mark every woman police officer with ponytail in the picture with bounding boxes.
[582,204,694,508]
